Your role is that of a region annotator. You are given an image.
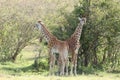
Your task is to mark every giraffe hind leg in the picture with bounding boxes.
[65,58,69,76]
[59,56,65,76]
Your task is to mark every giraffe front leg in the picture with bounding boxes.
[49,61,52,75]
[74,47,79,76]
[52,54,56,75]
[49,53,55,75]
[70,57,74,75]
[74,54,78,76]
[71,52,78,76]
[48,50,52,75]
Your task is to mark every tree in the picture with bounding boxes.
[54,0,120,72]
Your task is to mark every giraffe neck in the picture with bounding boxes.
[40,23,56,43]
[70,23,83,42]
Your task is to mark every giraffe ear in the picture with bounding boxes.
[38,20,44,24]
[38,21,41,23]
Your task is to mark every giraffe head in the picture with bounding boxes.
[78,17,86,25]
[35,21,43,30]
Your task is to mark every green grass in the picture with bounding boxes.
[0,46,120,80]
[0,73,120,80]
[0,45,49,75]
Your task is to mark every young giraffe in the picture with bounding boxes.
[67,17,86,75]
[35,21,69,75]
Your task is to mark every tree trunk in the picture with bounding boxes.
[101,51,106,64]
[12,47,20,62]
[93,35,99,65]
[12,41,25,62]
[93,52,98,65]
[84,51,89,67]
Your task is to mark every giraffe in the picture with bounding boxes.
[67,17,86,75]
[35,21,69,75]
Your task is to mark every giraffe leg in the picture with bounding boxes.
[52,54,56,75]
[61,62,65,76]
[49,50,52,75]
[49,53,55,75]
[64,52,69,76]
[59,61,63,75]
[65,58,69,76]
[71,52,78,75]
[58,56,62,76]
[74,46,79,75]
[74,54,78,76]
[59,56,65,76]
[49,55,52,75]
[70,53,74,75]
[57,55,61,75]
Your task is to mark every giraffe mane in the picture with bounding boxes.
[38,21,57,40]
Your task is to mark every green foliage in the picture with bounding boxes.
[65,0,120,72]
[0,0,120,74]
[0,0,77,61]
[33,58,49,71]
[52,0,120,72]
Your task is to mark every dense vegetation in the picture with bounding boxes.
[0,0,120,75]
[59,0,120,73]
